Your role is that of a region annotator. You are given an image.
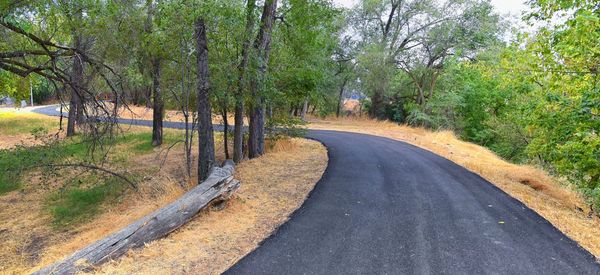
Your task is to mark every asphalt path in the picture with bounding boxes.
[32,105,600,274]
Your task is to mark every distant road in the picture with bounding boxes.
[33,104,600,274]
[32,104,227,131]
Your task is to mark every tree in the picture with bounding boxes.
[195,17,215,182]
[142,0,164,146]
[232,0,256,163]
[248,0,278,159]
[333,36,356,117]
[523,0,600,208]
[1,2,123,142]
[66,32,87,137]
[350,0,498,118]
[399,0,499,106]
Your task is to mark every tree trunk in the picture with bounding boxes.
[336,78,348,117]
[300,97,308,120]
[66,91,78,137]
[417,85,425,105]
[222,107,230,159]
[359,100,363,117]
[248,0,277,159]
[67,32,85,137]
[268,104,273,119]
[145,86,152,108]
[234,0,256,163]
[195,18,215,182]
[370,88,385,119]
[132,88,141,106]
[151,57,163,146]
[428,70,440,100]
[75,95,84,124]
[145,0,160,144]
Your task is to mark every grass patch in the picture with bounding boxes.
[0,124,182,194]
[115,131,181,154]
[46,175,127,227]
[0,137,90,194]
[0,113,57,135]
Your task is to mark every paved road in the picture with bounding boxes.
[227,131,599,274]
[33,105,600,274]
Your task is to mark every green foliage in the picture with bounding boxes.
[396,0,600,208]
[519,0,600,207]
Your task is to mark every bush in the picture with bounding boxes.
[266,116,307,140]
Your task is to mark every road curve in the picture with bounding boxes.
[227,130,599,274]
[32,105,600,274]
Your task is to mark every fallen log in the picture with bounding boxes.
[35,160,240,275]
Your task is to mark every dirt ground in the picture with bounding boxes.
[308,115,600,260]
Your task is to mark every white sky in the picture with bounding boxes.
[332,0,529,17]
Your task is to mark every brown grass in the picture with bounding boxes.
[0,126,194,274]
[308,115,600,260]
[92,138,327,274]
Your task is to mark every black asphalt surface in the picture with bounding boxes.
[33,105,600,274]
[228,131,600,274]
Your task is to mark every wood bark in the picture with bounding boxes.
[144,86,152,108]
[300,97,309,120]
[336,77,348,117]
[233,0,256,163]
[66,93,78,136]
[195,18,215,182]
[151,57,163,146]
[144,0,163,147]
[222,107,230,159]
[248,0,278,159]
[370,86,386,119]
[34,161,239,275]
[66,32,85,137]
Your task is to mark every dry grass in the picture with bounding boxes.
[92,138,327,274]
[308,115,600,260]
[0,126,193,274]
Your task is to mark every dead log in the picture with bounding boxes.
[35,160,240,275]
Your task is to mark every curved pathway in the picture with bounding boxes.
[32,105,600,274]
[226,131,599,274]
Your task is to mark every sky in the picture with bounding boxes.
[332,0,529,17]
